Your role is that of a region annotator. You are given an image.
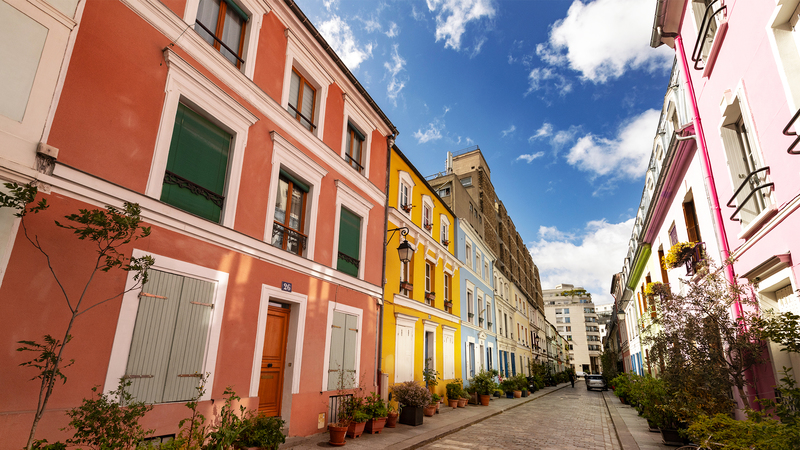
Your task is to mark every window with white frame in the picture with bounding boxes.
[287,68,317,132]
[195,0,249,68]
[768,1,800,123]
[440,215,450,245]
[691,0,724,68]
[333,181,372,279]
[467,288,474,323]
[422,199,433,233]
[326,309,359,390]
[465,241,472,269]
[147,50,257,227]
[474,250,480,274]
[484,261,489,281]
[425,261,434,306]
[105,251,227,403]
[719,92,773,228]
[478,293,484,325]
[341,99,375,178]
[397,171,414,215]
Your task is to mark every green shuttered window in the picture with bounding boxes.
[336,207,361,277]
[125,269,216,403]
[161,103,231,223]
[327,311,358,391]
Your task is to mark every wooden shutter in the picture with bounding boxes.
[396,326,414,382]
[443,333,454,379]
[327,312,346,391]
[300,81,315,129]
[720,126,758,224]
[161,104,230,222]
[511,352,516,376]
[682,200,702,243]
[289,71,300,112]
[125,270,215,403]
[342,314,358,388]
[336,208,361,277]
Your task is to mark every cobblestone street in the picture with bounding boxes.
[421,386,619,450]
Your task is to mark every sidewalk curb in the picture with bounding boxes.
[395,384,570,450]
[602,390,639,450]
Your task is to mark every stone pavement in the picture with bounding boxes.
[602,391,672,450]
[420,383,618,450]
[280,383,570,449]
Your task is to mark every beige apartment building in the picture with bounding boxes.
[543,284,601,375]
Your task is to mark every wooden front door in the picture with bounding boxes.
[258,305,290,416]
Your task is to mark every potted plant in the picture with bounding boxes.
[424,222,432,231]
[500,379,516,398]
[467,312,474,320]
[328,370,354,446]
[401,203,412,213]
[385,403,399,428]
[400,281,413,291]
[363,392,388,435]
[444,300,453,309]
[442,239,449,246]
[236,413,286,449]
[344,396,369,439]
[446,380,461,408]
[470,369,497,406]
[422,359,440,391]
[465,383,478,404]
[391,381,431,426]
[425,291,436,302]
[458,388,469,407]
[513,374,528,397]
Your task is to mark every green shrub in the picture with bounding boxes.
[445,380,462,402]
[363,392,388,418]
[236,414,285,450]
[687,413,800,450]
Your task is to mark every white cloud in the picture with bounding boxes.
[384,44,407,105]
[529,123,554,142]
[516,152,545,163]
[363,17,382,33]
[426,0,496,51]
[323,0,338,12]
[470,36,487,58]
[319,15,374,69]
[565,109,659,179]
[529,218,634,305]
[386,22,399,37]
[525,67,572,96]
[414,118,445,143]
[539,0,672,83]
[501,124,516,138]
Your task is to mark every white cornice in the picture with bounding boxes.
[120,0,386,206]
[46,163,383,297]
[393,294,461,324]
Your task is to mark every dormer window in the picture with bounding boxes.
[195,0,248,68]
[288,68,316,131]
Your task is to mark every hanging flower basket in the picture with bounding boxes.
[401,203,412,213]
[664,242,698,269]
[442,239,450,246]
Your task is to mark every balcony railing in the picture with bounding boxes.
[726,167,773,221]
[685,242,706,277]
[195,20,245,67]
[691,0,726,71]
[272,222,307,255]
[287,103,317,131]
[164,170,225,208]
[782,108,800,155]
[344,153,364,173]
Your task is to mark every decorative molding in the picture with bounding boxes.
[393,293,460,324]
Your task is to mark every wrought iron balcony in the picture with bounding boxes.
[726,167,773,222]
[783,108,800,155]
[691,0,726,71]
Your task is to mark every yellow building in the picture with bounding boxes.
[383,146,462,400]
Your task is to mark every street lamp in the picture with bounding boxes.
[387,227,414,263]
[617,310,626,320]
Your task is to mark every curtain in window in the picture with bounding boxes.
[125,270,215,403]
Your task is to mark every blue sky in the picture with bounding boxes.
[295,0,673,304]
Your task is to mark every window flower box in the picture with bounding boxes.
[401,203,412,213]
[424,223,432,231]
[400,281,413,291]
[425,291,435,302]
[467,313,474,319]
[487,322,492,327]
[478,318,484,325]
[441,239,449,246]
[444,300,453,309]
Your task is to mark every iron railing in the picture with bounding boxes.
[685,242,706,277]
[726,167,773,221]
[782,108,800,155]
[691,0,726,70]
[272,222,307,255]
[287,103,317,130]
[163,170,225,208]
[328,394,353,426]
[344,153,364,173]
[195,20,245,67]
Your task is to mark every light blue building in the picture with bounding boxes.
[455,217,498,385]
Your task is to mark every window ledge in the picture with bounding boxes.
[737,203,778,240]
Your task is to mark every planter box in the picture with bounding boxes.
[399,406,424,426]
[386,412,398,428]
[505,391,514,399]
[347,420,366,438]
[365,417,387,434]
[444,301,453,309]
[400,281,413,291]
[425,292,436,301]
[660,428,686,446]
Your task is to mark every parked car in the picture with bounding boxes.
[585,374,607,391]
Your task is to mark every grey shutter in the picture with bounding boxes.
[301,81,314,125]
[327,311,346,391]
[125,270,183,403]
[720,126,757,224]
[162,277,215,402]
[342,314,358,388]
[288,71,300,112]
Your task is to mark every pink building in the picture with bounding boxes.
[651,0,800,409]
[0,0,396,445]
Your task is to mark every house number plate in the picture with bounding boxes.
[282,282,292,292]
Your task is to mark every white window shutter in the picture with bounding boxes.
[342,313,358,388]
[289,71,300,110]
[327,312,346,391]
[720,126,757,224]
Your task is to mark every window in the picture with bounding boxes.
[465,242,472,269]
[460,177,472,187]
[440,218,449,245]
[401,258,413,296]
[563,308,569,314]
[443,327,456,379]
[690,0,723,69]
[397,171,415,215]
[160,104,231,223]
[438,187,450,197]
[195,0,248,68]
[400,183,410,209]
[425,261,434,306]
[327,310,359,390]
[271,171,308,256]
[423,203,432,232]
[123,269,216,403]
[467,289,474,322]
[288,69,316,131]
[484,262,489,281]
[486,301,492,326]
[720,96,772,227]
[444,273,451,312]
[564,317,570,324]
[336,207,361,277]
[344,123,365,173]
[668,223,678,247]
[474,250,480,274]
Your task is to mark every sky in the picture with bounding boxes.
[295,0,674,304]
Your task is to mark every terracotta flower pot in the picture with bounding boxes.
[386,412,399,428]
[328,423,348,446]
[365,417,387,434]
[479,394,490,406]
[424,404,437,416]
[347,420,366,438]
[457,398,467,407]
[448,399,458,408]
[513,390,522,398]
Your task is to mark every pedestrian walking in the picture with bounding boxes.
[570,372,575,388]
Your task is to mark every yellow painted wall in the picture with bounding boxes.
[383,149,462,400]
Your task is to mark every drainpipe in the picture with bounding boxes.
[377,134,395,393]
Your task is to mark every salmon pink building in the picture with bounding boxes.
[650,0,800,411]
[0,0,397,445]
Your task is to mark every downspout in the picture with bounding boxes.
[665,30,739,302]
[377,134,395,393]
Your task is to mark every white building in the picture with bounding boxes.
[543,284,601,374]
